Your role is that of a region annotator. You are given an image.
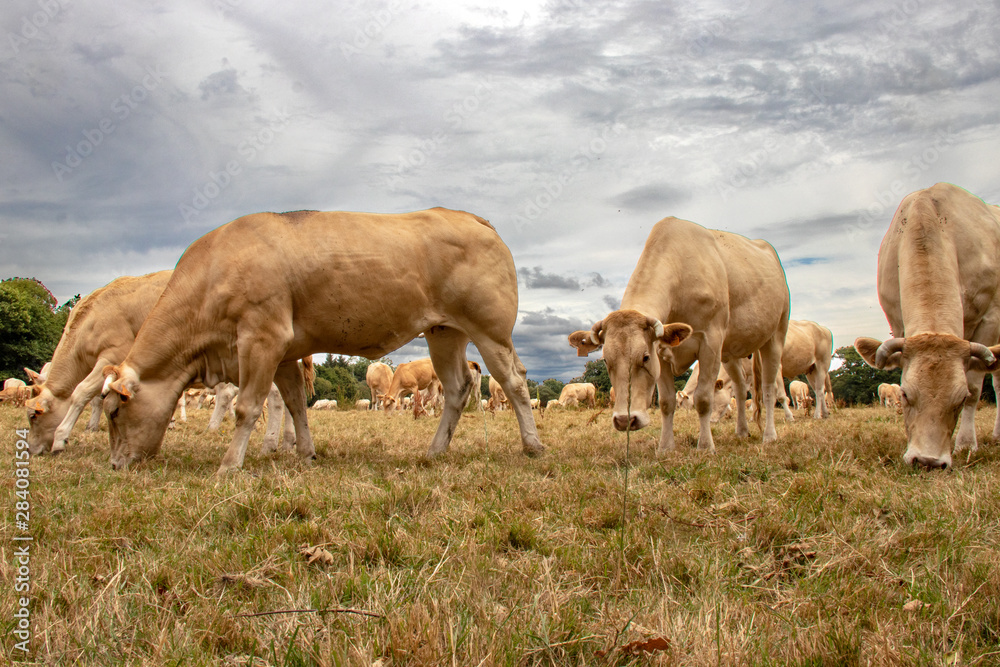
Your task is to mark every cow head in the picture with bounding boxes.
[569,310,692,432]
[855,334,1000,469]
[24,386,70,455]
[102,364,176,470]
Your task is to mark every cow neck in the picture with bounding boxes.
[40,331,88,399]
[125,299,217,387]
[896,216,964,338]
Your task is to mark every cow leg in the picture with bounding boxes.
[271,360,315,461]
[724,358,750,439]
[208,382,237,430]
[262,383,284,453]
[218,339,286,474]
[473,335,544,457]
[774,372,795,422]
[177,395,187,423]
[53,356,115,452]
[692,354,721,453]
[282,406,295,448]
[655,375,678,455]
[759,340,783,442]
[806,365,829,419]
[86,395,103,431]
[424,328,475,457]
[955,368,986,454]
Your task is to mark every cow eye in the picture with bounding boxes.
[642,354,650,364]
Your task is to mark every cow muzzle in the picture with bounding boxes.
[613,411,649,432]
[903,449,951,471]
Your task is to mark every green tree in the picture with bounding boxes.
[0,278,70,382]
[829,346,901,406]
[571,360,610,396]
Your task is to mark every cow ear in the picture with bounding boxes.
[855,337,902,370]
[25,396,45,415]
[568,322,604,357]
[24,368,45,385]
[659,323,693,348]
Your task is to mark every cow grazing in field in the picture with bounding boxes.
[487,375,508,412]
[23,271,174,455]
[365,362,393,410]
[569,216,789,454]
[382,358,440,418]
[557,382,597,409]
[788,380,813,411]
[355,399,371,410]
[855,183,1000,469]
[877,383,902,409]
[676,358,752,423]
[824,376,836,410]
[777,320,834,419]
[102,208,543,473]
[311,399,336,410]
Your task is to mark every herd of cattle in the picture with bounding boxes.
[3,183,998,472]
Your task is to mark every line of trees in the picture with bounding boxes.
[0,278,78,383]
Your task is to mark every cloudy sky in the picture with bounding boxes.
[2,0,999,381]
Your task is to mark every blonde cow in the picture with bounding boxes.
[676,357,752,423]
[788,380,813,411]
[382,358,440,418]
[775,320,834,420]
[557,382,597,409]
[365,362,393,410]
[856,183,1000,469]
[569,217,789,454]
[487,375,507,412]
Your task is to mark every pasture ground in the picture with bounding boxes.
[2,402,1000,666]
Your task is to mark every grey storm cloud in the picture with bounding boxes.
[2,0,1000,380]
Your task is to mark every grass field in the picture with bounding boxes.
[2,401,1000,666]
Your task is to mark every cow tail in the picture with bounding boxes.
[752,350,763,430]
[302,356,316,398]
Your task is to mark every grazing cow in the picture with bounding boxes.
[365,362,393,410]
[3,378,26,390]
[855,183,1000,469]
[102,208,543,472]
[530,398,540,409]
[788,380,813,411]
[877,382,902,408]
[546,399,564,409]
[824,375,836,410]
[569,217,789,454]
[676,358,752,423]
[23,271,174,455]
[311,399,337,410]
[355,399,371,410]
[487,376,507,412]
[777,320,834,419]
[382,358,440,417]
[557,382,597,409]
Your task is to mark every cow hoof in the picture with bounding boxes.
[523,442,545,458]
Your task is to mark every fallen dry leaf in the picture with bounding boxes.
[597,636,671,658]
[903,599,931,612]
[299,544,335,566]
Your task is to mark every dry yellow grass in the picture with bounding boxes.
[2,401,999,665]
